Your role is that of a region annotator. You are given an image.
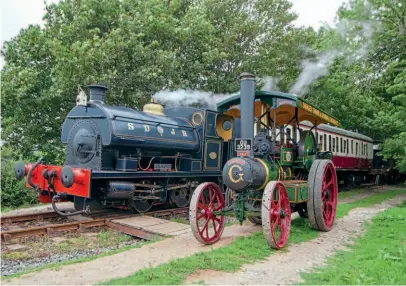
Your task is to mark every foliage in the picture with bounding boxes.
[306,0,406,171]
[0,147,39,209]
[301,200,406,284]
[1,0,311,164]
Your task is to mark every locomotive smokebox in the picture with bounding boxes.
[88,84,108,102]
[239,72,256,157]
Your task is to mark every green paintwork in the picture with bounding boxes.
[304,132,317,170]
[285,182,309,203]
[280,147,294,166]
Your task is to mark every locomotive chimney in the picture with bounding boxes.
[88,84,108,103]
[240,72,256,156]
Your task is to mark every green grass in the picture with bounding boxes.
[338,188,367,200]
[101,189,405,285]
[300,200,406,285]
[336,189,405,219]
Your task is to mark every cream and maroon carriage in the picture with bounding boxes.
[189,73,340,249]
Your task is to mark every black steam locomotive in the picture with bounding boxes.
[15,85,240,214]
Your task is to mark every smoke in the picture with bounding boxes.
[153,89,234,109]
[261,76,280,91]
[289,51,340,96]
[290,16,378,97]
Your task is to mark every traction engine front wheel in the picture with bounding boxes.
[261,181,291,249]
[189,182,226,245]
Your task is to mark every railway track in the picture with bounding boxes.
[1,207,189,242]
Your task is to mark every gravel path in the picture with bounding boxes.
[3,223,260,285]
[184,193,406,285]
[1,240,141,276]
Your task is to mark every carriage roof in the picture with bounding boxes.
[217,90,340,127]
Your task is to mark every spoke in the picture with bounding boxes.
[197,203,206,210]
[201,193,207,206]
[197,213,205,220]
[214,217,222,224]
[324,179,333,189]
[205,223,209,238]
[272,200,279,211]
[277,187,282,208]
[212,218,217,232]
[272,217,280,232]
[209,187,214,207]
[199,219,209,235]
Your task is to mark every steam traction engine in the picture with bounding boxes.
[189,73,339,249]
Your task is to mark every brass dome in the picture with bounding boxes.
[143,98,164,116]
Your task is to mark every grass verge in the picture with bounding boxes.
[300,200,406,285]
[102,189,405,285]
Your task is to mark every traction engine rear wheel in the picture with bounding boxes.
[189,182,226,245]
[261,181,291,249]
[307,159,338,231]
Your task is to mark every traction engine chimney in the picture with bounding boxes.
[239,72,256,157]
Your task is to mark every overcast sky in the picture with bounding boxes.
[0,0,348,67]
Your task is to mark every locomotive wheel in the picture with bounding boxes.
[170,188,192,208]
[261,181,291,249]
[297,203,309,218]
[307,159,338,231]
[189,182,226,245]
[128,199,153,213]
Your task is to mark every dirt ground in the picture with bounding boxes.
[184,193,406,285]
[3,223,260,285]
[2,188,404,285]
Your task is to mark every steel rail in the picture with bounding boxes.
[1,207,188,242]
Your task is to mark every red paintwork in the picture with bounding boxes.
[24,164,91,198]
[333,156,372,171]
[321,162,338,229]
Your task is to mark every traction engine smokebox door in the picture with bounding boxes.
[204,140,222,170]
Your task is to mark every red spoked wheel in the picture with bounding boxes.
[308,159,338,231]
[261,181,291,249]
[189,182,226,244]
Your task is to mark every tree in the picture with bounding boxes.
[1,0,310,164]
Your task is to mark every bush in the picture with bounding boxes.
[1,147,39,210]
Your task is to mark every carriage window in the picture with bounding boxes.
[324,134,327,151]
[319,135,323,151]
[356,142,358,156]
[340,138,343,153]
[329,135,332,151]
[343,140,346,154]
[366,144,368,157]
[347,139,349,154]
[336,137,339,153]
[332,138,336,152]
[351,140,353,154]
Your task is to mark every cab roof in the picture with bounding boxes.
[217,90,340,127]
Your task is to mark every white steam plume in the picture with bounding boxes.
[153,89,234,110]
[290,17,378,97]
[261,76,280,91]
[289,51,340,96]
